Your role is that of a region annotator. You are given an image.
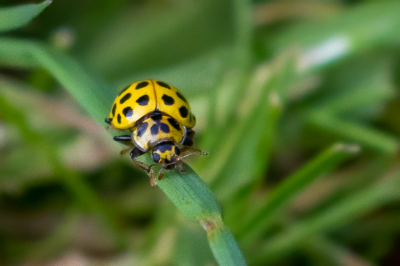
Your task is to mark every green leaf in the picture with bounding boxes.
[308,112,399,154]
[303,236,373,266]
[204,52,297,191]
[0,0,52,33]
[237,143,360,241]
[79,0,233,80]
[208,223,247,266]
[272,2,400,72]
[136,154,247,265]
[0,92,124,248]
[0,37,114,125]
[311,58,395,115]
[157,162,222,220]
[251,171,400,264]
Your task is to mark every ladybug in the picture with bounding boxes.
[105,80,207,186]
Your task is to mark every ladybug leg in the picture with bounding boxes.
[130,148,158,187]
[157,168,166,181]
[113,135,134,155]
[131,160,157,187]
[177,163,186,173]
[113,135,132,146]
[148,167,157,187]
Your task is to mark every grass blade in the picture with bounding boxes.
[0,37,114,124]
[237,143,360,241]
[272,2,400,72]
[141,156,247,265]
[0,94,124,247]
[0,0,52,32]
[251,171,400,264]
[309,112,399,154]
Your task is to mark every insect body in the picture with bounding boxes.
[105,80,207,186]
[106,80,196,130]
[132,113,186,152]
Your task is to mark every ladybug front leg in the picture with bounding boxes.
[113,135,133,146]
[113,135,135,155]
[176,163,186,173]
[130,148,157,187]
[157,168,166,181]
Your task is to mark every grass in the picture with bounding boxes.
[0,0,399,265]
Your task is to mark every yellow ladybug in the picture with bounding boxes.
[105,80,207,186]
[106,80,196,130]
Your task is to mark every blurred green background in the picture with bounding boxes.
[1,0,400,265]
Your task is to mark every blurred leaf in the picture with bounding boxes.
[205,52,296,196]
[116,46,232,98]
[252,171,400,264]
[237,143,360,242]
[308,112,398,154]
[0,0,51,33]
[272,2,400,72]
[0,37,114,125]
[80,0,233,80]
[136,154,246,265]
[303,236,376,266]
[310,57,395,115]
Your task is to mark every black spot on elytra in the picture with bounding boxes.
[156,81,171,89]
[150,124,159,135]
[136,95,149,106]
[152,153,161,163]
[120,93,131,104]
[117,114,121,124]
[136,81,149,90]
[137,122,148,137]
[112,104,117,116]
[162,94,175,106]
[179,106,189,118]
[122,107,133,119]
[167,118,180,131]
[160,123,170,133]
[176,92,187,103]
[119,85,131,96]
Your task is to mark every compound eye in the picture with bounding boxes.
[152,153,161,163]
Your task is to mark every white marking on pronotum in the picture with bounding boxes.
[298,37,350,71]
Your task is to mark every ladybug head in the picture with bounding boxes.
[152,142,180,169]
